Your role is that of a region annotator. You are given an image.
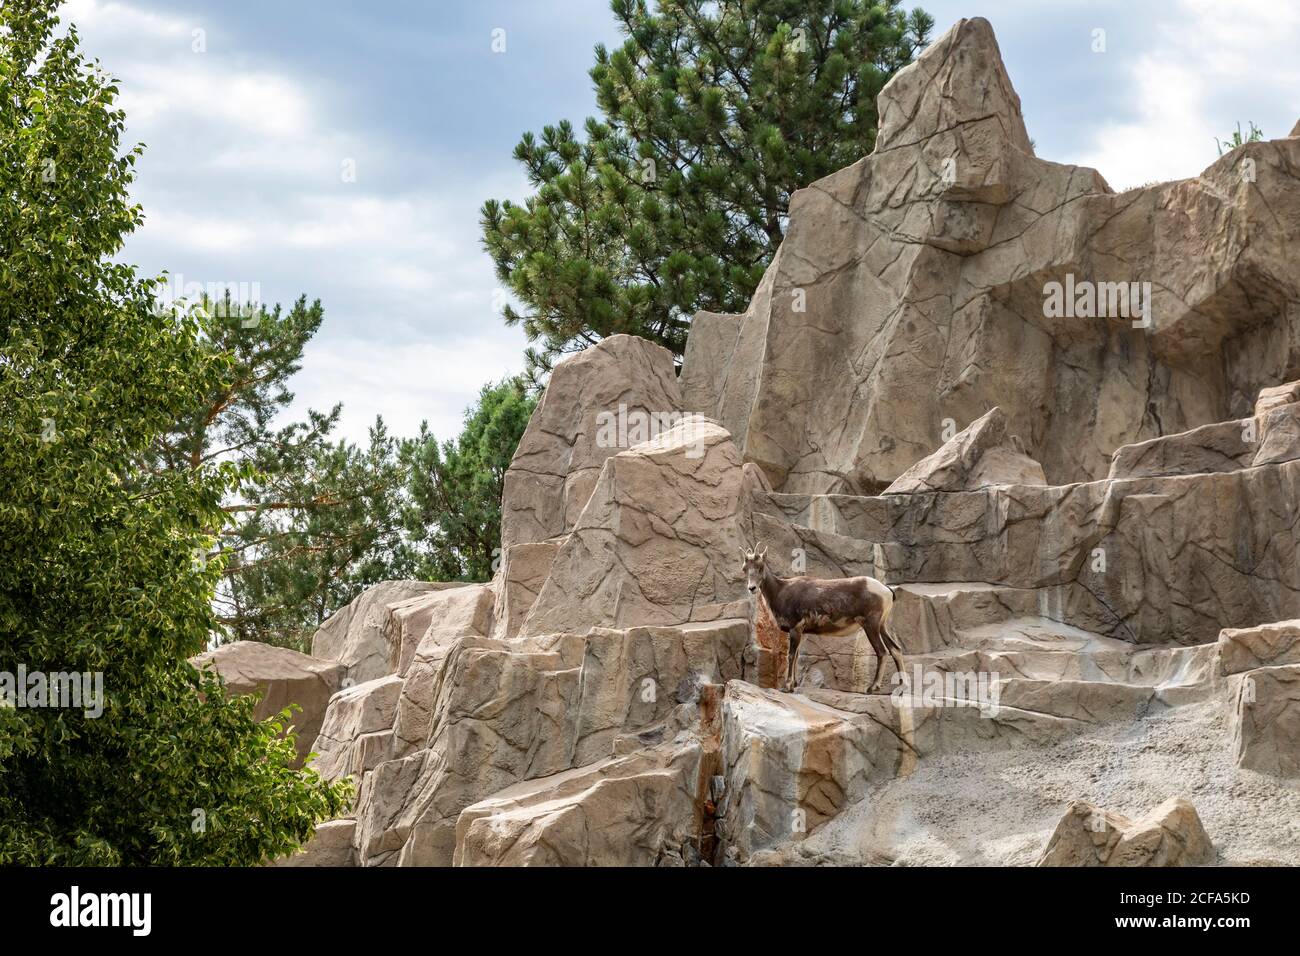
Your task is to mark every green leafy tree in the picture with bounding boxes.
[402,378,536,581]
[482,0,932,383]
[0,0,348,864]
[147,293,411,651]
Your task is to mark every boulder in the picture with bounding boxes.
[1254,379,1300,417]
[388,582,494,677]
[518,419,752,639]
[1253,401,1300,466]
[354,638,581,866]
[310,580,452,685]
[1108,419,1253,480]
[501,334,683,548]
[884,407,1045,493]
[1036,797,1214,866]
[310,674,404,781]
[191,641,344,765]
[269,819,356,867]
[571,619,748,767]
[1231,664,1300,775]
[1219,620,1300,674]
[453,739,705,866]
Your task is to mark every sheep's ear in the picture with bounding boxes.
[759,545,768,560]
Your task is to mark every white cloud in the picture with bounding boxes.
[287,335,527,446]
[1072,0,1300,189]
[61,0,533,447]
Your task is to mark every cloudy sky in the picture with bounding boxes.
[62,0,1300,446]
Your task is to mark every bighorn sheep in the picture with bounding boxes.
[741,546,904,693]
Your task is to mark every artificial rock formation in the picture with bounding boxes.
[884,407,1045,493]
[1037,798,1214,867]
[227,17,1300,868]
[501,333,682,549]
[311,580,454,685]
[191,641,344,766]
[681,17,1300,494]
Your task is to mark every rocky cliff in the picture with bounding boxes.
[202,18,1300,867]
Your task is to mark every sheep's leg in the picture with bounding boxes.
[785,627,803,692]
[882,622,906,677]
[862,623,888,692]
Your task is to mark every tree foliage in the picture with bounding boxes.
[148,294,412,651]
[0,0,348,864]
[401,378,536,582]
[482,0,932,383]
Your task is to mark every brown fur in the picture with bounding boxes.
[742,547,903,693]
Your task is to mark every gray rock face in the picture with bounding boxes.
[680,16,1300,494]
[191,641,344,766]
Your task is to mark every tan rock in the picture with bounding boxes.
[1253,402,1300,466]
[885,407,1045,493]
[453,739,704,866]
[1037,797,1214,866]
[310,580,451,685]
[1231,664,1300,775]
[310,674,404,781]
[1108,419,1253,480]
[571,619,748,766]
[269,819,356,867]
[353,638,580,866]
[680,15,1300,494]
[1219,620,1300,675]
[388,582,494,677]
[191,641,344,766]
[519,419,752,639]
[715,678,1086,860]
[1254,379,1300,417]
[489,540,559,642]
[501,334,682,548]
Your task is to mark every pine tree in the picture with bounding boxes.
[147,293,410,651]
[0,0,349,863]
[482,0,933,384]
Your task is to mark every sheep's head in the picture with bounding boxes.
[740,546,768,594]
